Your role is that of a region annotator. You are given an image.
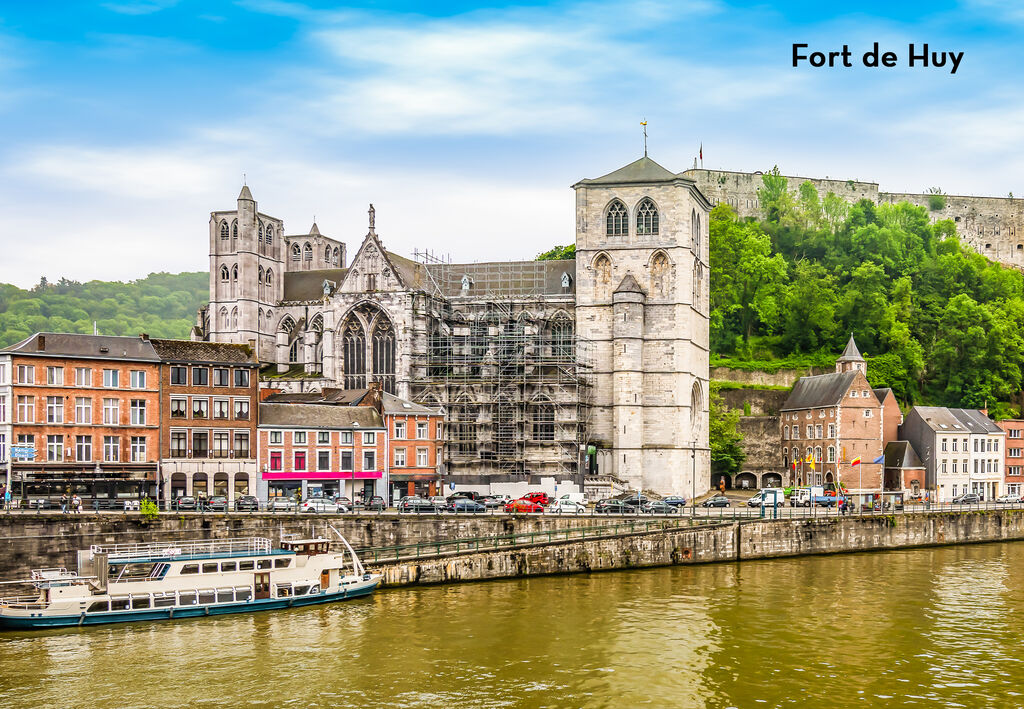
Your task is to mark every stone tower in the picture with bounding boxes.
[835,334,865,374]
[573,155,711,495]
[208,186,284,360]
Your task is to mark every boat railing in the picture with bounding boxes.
[0,595,47,610]
[91,537,274,562]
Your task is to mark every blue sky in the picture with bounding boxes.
[0,0,1021,286]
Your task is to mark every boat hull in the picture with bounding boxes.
[0,582,378,630]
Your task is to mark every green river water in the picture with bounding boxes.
[1,542,1023,708]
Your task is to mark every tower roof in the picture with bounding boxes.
[837,334,864,361]
[309,222,320,235]
[576,156,678,186]
[238,185,254,201]
[614,273,645,294]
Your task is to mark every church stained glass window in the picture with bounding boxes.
[606,200,628,236]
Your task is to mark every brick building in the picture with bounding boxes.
[148,338,260,504]
[779,336,901,492]
[997,419,1024,497]
[0,333,161,502]
[257,402,386,501]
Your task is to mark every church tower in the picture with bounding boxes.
[208,186,284,360]
[573,155,711,496]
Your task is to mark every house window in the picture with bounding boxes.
[47,435,63,462]
[76,435,92,462]
[850,390,858,398]
[814,424,822,439]
[170,398,187,418]
[269,430,282,445]
[0,396,5,424]
[941,438,948,452]
[862,390,869,397]
[293,431,307,445]
[806,426,813,439]
[317,451,331,471]
[16,396,35,423]
[340,450,353,471]
[363,432,376,445]
[234,432,250,458]
[294,451,306,471]
[341,431,353,445]
[192,367,209,386]
[170,432,187,458]
[1010,448,1022,457]
[394,448,406,467]
[46,396,63,424]
[437,422,443,439]
[791,426,799,440]
[192,431,209,458]
[192,398,208,419]
[952,439,958,452]
[103,369,119,388]
[130,370,146,389]
[974,439,979,452]
[783,425,789,440]
[863,409,872,418]
[416,447,429,467]
[417,422,428,439]
[317,431,330,445]
[827,424,836,438]
[102,398,120,425]
[941,461,947,474]
[994,439,1000,452]
[75,367,91,386]
[130,400,146,426]
[170,366,187,385]
[362,450,376,471]
[826,446,836,463]
[213,368,229,387]
[103,436,120,462]
[952,461,958,474]
[269,451,283,471]
[46,366,63,385]
[234,369,250,388]
[234,399,250,420]
[213,432,230,457]
[213,399,229,419]
[1010,429,1022,439]
[17,365,34,384]
[130,436,146,463]
[395,421,406,439]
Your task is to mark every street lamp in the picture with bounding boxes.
[691,441,696,519]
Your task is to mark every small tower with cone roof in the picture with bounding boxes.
[836,334,866,374]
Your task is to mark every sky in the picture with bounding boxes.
[0,0,1022,287]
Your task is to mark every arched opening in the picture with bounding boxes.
[234,473,249,497]
[532,397,555,441]
[219,307,229,330]
[258,222,264,241]
[231,264,238,298]
[594,253,612,299]
[213,472,229,497]
[303,243,313,262]
[310,313,325,373]
[712,473,732,490]
[371,316,396,393]
[337,303,396,393]
[735,472,757,490]
[333,247,340,265]
[650,251,671,297]
[549,315,573,359]
[325,246,331,263]
[636,197,659,236]
[193,472,209,499]
[170,473,187,499]
[258,267,264,300]
[691,381,703,437]
[291,244,301,262]
[606,200,628,237]
[220,221,229,240]
[825,472,835,484]
[230,307,238,329]
[762,472,783,488]
[220,265,229,283]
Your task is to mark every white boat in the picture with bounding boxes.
[0,536,380,630]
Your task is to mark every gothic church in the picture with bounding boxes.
[199,156,711,496]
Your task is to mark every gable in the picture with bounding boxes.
[340,233,412,294]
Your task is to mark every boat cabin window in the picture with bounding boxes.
[221,561,237,572]
[256,559,272,570]
[281,541,329,556]
[198,590,215,605]
[202,563,219,574]
[217,588,234,603]
[110,597,131,611]
[274,558,291,569]
[294,585,311,596]
[238,560,255,571]
[131,595,151,609]
[153,593,175,608]
[110,562,164,582]
[180,564,199,575]
[276,583,292,598]
[235,587,252,601]
[179,591,198,605]
[88,600,109,613]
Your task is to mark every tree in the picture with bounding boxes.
[758,166,796,224]
[709,385,745,476]
[536,244,575,260]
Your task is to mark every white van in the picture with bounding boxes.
[760,488,786,506]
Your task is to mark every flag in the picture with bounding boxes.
[809,458,815,472]
[699,143,703,161]
[851,457,861,466]
[872,455,885,464]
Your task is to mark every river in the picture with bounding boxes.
[2,542,1023,708]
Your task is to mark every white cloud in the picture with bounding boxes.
[101,0,180,15]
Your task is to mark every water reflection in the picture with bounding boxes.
[2,545,1024,708]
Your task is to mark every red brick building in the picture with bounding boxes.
[997,419,1024,497]
[0,333,161,503]
[258,402,386,500]
[780,336,902,492]
[149,338,260,504]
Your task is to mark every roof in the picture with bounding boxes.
[263,388,369,405]
[576,156,678,185]
[614,273,645,294]
[382,391,442,415]
[838,334,864,361]
[309,222,320,235]
[781,371,859,411]
[884,441,925,469]
[907,406,971,432]
[873,387,893,403]
[385,250,427,290]
[282,268,348,301]
[425,259,575,297]
[238,185,253,201]
[3,332,160,362]
[149,338,258,365]
[258,402,384,429]
[950,408,1003,434]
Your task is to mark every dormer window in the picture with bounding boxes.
[561,272,572,289]
[461,275,472,293]
[851,390,858,398]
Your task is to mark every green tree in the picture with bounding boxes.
[535,244,575,260]
[757,166,796,224]
[709,385,745,476]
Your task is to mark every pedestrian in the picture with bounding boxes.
[3,487,9,511]
[72,494,82,514]
[60,492,69,514]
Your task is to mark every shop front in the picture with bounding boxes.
[263,470,385,503]
[13,464,156,504]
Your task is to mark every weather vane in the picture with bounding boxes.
[641,119,648,157]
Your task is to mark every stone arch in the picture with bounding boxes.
[333,246,341,265]
[593,252,612,300]
[291,243,301,262]
[735,471,757,490]
[258,221,264,242]
[230,306,238,330]
[690,381,703,436]
[649,250,672,298]
[548,311,573,359]
[635,197,659,236]
[762,472,783,488]
[530,395,555,441]
[219,306,229,330]
[278,314,296,333]
[605,199,628,237]
[338,302,396,393]
[219,221,229,240]
[303,242,313,262]
[309,313,325,371]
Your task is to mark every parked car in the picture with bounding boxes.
[333,496,353,508]
[268,497,297,511]
[595,499,631,514]
[746,492,765,507]
[952,493,982,505]
[522,492,551,506]
[363,495,386,511]
[301,496,347,513]
[172,496,197,511]
[641,500,679,515]
[429,496,449,510]
[622,495,649,508]
[452,491,484,501]
[995,494,1018,504]
[204,495,229,512]
[549,499,586,514]
[398,496,440,514]
[447,499,487,514]
[480,496,504,509]
[504,498,545,513]
[662,496,688,508]
[702,495,731,508]
[234,495,260,511]
[28,498,50,510]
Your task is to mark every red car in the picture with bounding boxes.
[504,498,545,513]
[522,492,551,506]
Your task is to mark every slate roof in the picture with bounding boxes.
[3,332,159,362]
[258,403,384,429]
[884,441,925,469]
[908,406,970,432]
[838,334,864,361]
[780,371,859,411]
[386,251,427,290]
[282,268,348,301]
[575,156,678,185]
[950,408,1003,434]
[614,273,645,294]
[382,391,442,415]
[873,387,893,403]
[425,259,575,297]
[238,185,253,201]
[263,388,368,405]
[149,338,258,365]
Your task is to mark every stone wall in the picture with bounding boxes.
[711,366,825,387]
[720,388,789,416]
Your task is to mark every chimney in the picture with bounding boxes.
[36,334,45,351]
[140,333,149,341]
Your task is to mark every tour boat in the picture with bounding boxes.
[0,535,380,629]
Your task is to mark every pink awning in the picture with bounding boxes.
[261,471,383,480]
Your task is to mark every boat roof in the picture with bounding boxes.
[93,537,290,564]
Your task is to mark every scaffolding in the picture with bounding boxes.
[409,294,592,480]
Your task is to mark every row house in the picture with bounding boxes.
[779,336,901,491]
[0,333,161,501]
[900,407,1005,501]
[149,338,260,504]
[257,402,386,501]
[998,419,1024,497]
